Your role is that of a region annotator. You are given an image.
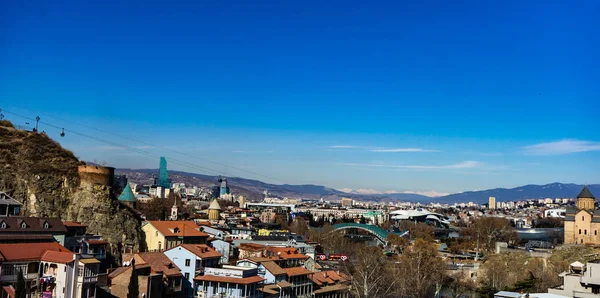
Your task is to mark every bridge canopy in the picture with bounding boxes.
[330,223,407,243]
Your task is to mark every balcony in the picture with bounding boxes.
[83,276,98,283]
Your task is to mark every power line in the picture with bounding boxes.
[1,109,258,179]
[0,105,286,183]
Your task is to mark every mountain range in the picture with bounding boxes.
[116,168,598,204]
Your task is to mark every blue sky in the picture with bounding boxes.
[1,0,599,195]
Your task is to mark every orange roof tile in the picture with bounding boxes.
[40,251,75,264]
[309,270,348,286]
[0,242,70,261]
[135,252,182,277]
[194,275,264,285]
[261,261,286,276]
[147,221,209,237]
[174,244,222,259]
[284,267,312,277]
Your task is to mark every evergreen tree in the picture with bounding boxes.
[15,269,26,298]
[127,259,139,298]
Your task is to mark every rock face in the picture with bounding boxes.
[0,120,142,263]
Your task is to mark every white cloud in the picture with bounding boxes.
[338,160,482,170]
[328,145,358,149]
[523,139,600,155]
[233,150,274,153]
[370,148,439,153]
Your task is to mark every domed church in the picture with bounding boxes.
[564,186,598,244]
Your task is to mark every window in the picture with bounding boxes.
[585,230,588,235]
[43,221,49,229]
[155,231,158,236]
[185,273,190,280]
[580,229,582,234]
[1,222,5,229]
[583,216,585,221]
[21,222,27,229]
[185,259,191,267]
[596,230,598,236]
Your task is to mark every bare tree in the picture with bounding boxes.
[344,245,397,298]
[394,239,447,298]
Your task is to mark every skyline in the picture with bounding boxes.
[1,0,599,193]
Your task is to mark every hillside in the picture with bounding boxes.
[0,121,142,262]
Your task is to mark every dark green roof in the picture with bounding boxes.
[118,184,136,202]
[577,185,595,199]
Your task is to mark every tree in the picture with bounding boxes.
[274,214,289,230]
[289,217,309,237]
[444,270,477,298]
[466,217,518,252]
[398,221,435,241]
[385,233,409,253]
[477,252,529,293]
[394,239,446,298]
[344,245,397,298]
[15,269,26,298]
[127,259,139,298]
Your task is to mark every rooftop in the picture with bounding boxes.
[40,250,75,264]
[146,220,209,238]
[284,267,312,277]
[578,185,595,199]
[118,184,136,202]
[0,242,70,261]
[172,244,222,259]
[134,252,182,277]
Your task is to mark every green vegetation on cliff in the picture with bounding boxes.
[0,121,142,263]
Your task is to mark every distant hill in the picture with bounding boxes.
[115,168,597,204]
[115,168,432,202]
[435,183,600,204]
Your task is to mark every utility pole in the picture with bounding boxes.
[34,116,40,132]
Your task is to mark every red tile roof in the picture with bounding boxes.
[108,266,131,279]
[40,251,75,264]
[135,252,182,277]
[86,239,109,245]
[146,221,208,237]
[62,221,87,228]
[0,242,70,261]
[261,261,286,276]
[175,244,222,259]
[194,275,264,285]
[284,267,312,277]
[265,247,308,260]
[309,270,349,286]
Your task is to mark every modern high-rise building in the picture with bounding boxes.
[218,176,230,197]
[158,157,170,188]
[488,197,496,210]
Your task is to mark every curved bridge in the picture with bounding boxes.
[330,223,408,244]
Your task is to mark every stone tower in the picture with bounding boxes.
[208,199,221,221]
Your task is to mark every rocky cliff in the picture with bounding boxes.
[0,120,142,262]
